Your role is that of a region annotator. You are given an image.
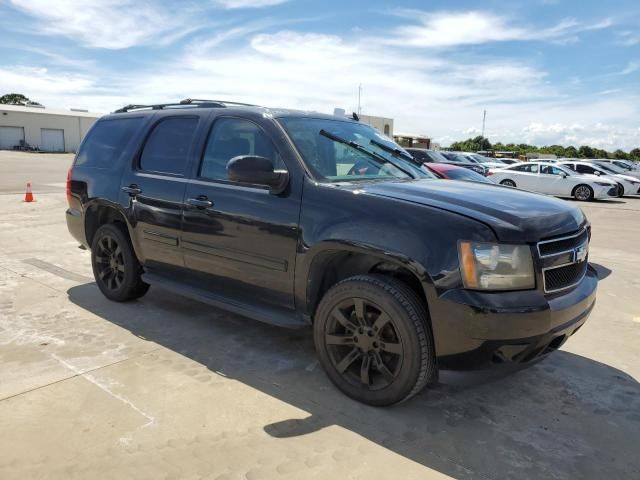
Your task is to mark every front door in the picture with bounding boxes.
[180,116,301,310]
[120,115,202,272]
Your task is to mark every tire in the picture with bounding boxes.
[500,179,516,187]
[313,274,436,406]
[617,184,624,197]
[91,223,149,302]
[573,184,594,201]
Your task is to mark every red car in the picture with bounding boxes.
[423,163,493,183]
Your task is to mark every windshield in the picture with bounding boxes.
[613,161,631,170]
[595,162,624,174]
[278,117,433,182]
[425,150,451,163]
[444,168,491,183]
[441,152,470,163]
[469,154,503,164]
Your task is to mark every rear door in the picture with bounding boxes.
[120,114,205,273]
[505,163,539,190]
[538,164,570,195]
[180,115,301,310]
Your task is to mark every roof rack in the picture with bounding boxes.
[113,98,261,113]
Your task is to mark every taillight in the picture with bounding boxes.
[66,167,73,206]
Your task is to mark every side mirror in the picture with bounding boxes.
[227,155,289,194]
[594,171,601,176]
[561,173,568,178]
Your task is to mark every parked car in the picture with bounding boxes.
[496,158,519,165]
[406,148,487,175]
[451,151,508,169]
[489,161,618,201]
[423,163,494,184]
[66,99,598,406]
[587,160,640,180]
[590,158,639,172]
[560,161,640,197]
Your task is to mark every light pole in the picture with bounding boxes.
[481,109,487,140]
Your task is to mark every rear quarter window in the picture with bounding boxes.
[75,117,142,168]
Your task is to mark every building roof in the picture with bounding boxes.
[0,103,102,118]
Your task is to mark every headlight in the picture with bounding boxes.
[595,182,612,186]
[459,241,535,290]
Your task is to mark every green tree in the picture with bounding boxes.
[578,145,595,158]
[0,93,41,106]
[629,148,640,160]
[613,149,628,160]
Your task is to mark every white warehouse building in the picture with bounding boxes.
[0,104,101,153]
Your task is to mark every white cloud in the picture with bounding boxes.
[615,30,640,46]
[385,10,612,48]
[0,12,636,150]
[8,0,202,49]
[214,0,290,8]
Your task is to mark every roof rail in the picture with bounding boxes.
[113,98,260,113]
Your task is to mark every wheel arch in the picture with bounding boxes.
[84,200,132,249]
[303,242,434,326]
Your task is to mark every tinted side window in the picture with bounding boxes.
[139,117,198,175]
[409,150,426,161]
[75,118,142,168]
[200,118,283,181]
[576,164,593,174]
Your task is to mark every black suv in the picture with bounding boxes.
[66,99,598,406]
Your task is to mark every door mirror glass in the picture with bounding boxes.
[227,155,289,194]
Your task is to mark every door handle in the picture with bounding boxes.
[122,184,142,196]
[186,196,213,209]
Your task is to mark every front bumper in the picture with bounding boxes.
[593,184,617,199]
[430,264,598,369]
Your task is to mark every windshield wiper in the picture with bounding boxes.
[369,139,414,162]
[319,129,415,178]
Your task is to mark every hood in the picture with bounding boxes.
[357,179,586,242]
[582,174,616,185]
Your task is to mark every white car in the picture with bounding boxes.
[560,161,640,197]
[489,161,618,201]
[454,152,508,169]
[587,160,640,181]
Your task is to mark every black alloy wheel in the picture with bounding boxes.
[501,179,516,187]
[91,223,149,302]
[314,275,436,406]
[94,234,125,291]
[324,297,404,390]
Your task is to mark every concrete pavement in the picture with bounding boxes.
[0,151,639,479]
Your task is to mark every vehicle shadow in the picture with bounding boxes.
[67,283,640,480]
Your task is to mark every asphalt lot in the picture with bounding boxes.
[1,150,639,479]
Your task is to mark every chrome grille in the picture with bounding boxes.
[538,228,589,293]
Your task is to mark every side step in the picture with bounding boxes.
[141,272,308,329]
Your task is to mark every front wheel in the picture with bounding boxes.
[314,275,436,406]
[617,184,624,197]
[91,223,149,302]
[573,184,594,201]
[500,179,516,187]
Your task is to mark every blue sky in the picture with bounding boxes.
[0,0,638,149]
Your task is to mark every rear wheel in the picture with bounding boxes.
[314,275,436,406]
[573,184,594,201]
[500,179,516,187]
[91,223,149,302]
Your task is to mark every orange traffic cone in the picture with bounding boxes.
[23,183,35,203]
